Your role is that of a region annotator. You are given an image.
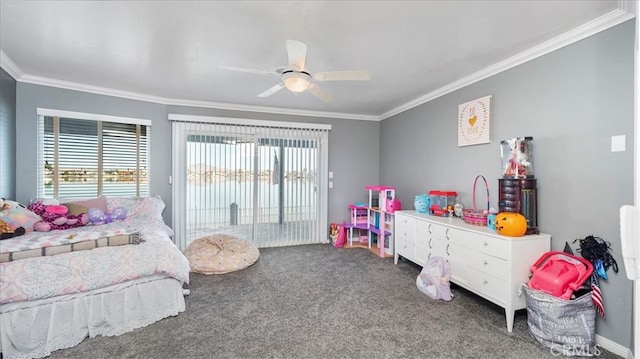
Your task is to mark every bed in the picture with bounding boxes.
[0,196,190,359]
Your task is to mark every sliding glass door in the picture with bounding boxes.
[171,116,330,251]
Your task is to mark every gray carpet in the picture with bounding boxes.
[49,244,622,359]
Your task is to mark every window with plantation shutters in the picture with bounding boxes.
[37,109,151,199]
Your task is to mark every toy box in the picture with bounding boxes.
[428,190,457,217]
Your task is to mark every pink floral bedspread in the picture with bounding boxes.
[0,221,190,305]
[0,227,135,254]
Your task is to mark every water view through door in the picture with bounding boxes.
[184,134,319,248]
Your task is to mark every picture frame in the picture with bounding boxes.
[458,95,492,147]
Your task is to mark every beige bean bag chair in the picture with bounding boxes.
[185,234,259,274]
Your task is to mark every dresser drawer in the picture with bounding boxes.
[499,199,518,208]
[415,231,430,247]
[427,222,451,241]
[450,259,507,305]
[396,237,415,258]
[448,243,507,280]
[415,245,429,265]
[395,226,413,240]
[415,219,430,237]
[499,193,518,201]
[448,229,509,259]
[395,216,416,238]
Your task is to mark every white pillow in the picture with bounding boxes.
[107,195,165,222]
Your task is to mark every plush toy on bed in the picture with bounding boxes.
[0,219,26,240]
[0,198,39,237]
[28,199,89,232]
[87,206,127,225]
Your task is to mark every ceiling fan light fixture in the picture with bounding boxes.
[282,71,311,93]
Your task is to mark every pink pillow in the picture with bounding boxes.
[64,197,107,212]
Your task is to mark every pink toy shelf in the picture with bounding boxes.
[348,203,370,243]
[343,185,399,258]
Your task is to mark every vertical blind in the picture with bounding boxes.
[170,115,330,251]
[37,109,151,199]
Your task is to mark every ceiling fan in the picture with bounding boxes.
[219,40,371,102]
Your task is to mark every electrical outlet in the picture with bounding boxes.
[611,135,626,152]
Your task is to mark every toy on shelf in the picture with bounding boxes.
[414,194,431,213]
[428,190,457,217]
[501,137,534,178]
[343,185,398,258]
[348,203,370,243]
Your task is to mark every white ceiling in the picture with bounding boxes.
[0,1,634,120]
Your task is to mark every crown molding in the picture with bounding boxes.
[0,50,23,79]
[160,97,379,121]
[618,0,637,15]
[379,7,635,120]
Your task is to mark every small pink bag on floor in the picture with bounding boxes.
[333,224,346,248]
[416,256,453,301]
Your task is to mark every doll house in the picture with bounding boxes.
[344,185,399,258]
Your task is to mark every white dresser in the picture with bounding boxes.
[394,210,551,332]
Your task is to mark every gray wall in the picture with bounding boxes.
[0,68,16,199]
[381,20,635,349]
[13,87,380,228]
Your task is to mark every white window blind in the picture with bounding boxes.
[170,115,330,251]
[37,109,151,199]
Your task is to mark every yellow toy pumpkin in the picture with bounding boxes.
[495,212,527,237]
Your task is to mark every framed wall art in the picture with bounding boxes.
[458,95,492,147]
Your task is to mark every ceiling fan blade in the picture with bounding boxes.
[313,70,372,81]
[258,83,285,98]
[219,65,276,76]
[286,40,307,71]
[306,83,334,102]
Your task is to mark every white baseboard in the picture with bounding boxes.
[596,334,633,358]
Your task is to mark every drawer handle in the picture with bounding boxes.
[428,224,432,234]
[483,260,488,266]
[483,241,489,247]
[446,244,450,256]
[429,238,432,248]
[483,279,489,285]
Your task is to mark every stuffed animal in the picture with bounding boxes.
[87,206,127,225]
[0,198,40,235]
[28,199,89,232]
[0,218,26,240]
